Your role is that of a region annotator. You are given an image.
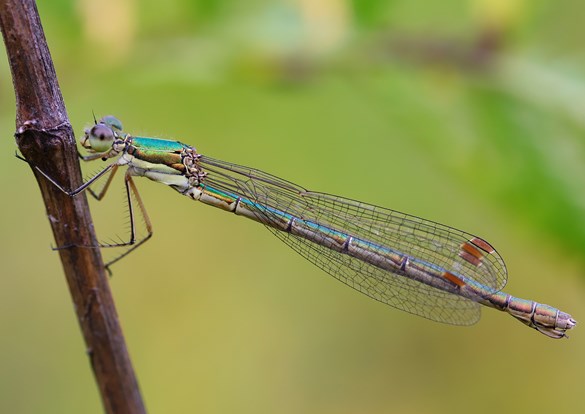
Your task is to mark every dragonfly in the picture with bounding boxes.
[23,115,576,339]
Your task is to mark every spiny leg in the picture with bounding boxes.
[17,153,150,264]
[16,152,118,196]
[86,164,119,201]
[74,149,121,200]
[102,173,153,269]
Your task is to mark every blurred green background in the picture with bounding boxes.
[1,0,584,413]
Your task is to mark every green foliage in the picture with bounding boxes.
[2,2,585,414]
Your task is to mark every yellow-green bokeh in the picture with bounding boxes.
[1,1,584,413]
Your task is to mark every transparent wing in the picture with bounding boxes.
[200,156,508,325]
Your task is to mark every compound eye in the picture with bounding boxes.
[87,124,115,152]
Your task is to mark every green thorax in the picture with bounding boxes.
[128,136,190,172]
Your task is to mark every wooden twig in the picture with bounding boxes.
[0,1,146,413]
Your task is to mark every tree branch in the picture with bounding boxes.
[0,1,146,413]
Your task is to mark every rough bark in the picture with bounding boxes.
[0,1,146,412]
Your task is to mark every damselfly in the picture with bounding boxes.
[24,116,576,338]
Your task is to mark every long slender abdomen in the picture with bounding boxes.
[478,290,576,338]
[186,183,577,338]
[188,184,465,295]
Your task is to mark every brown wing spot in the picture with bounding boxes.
[443,272,466,287]
[469,237,496,254]
[459,240,485,267]
[461,241,483,259]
